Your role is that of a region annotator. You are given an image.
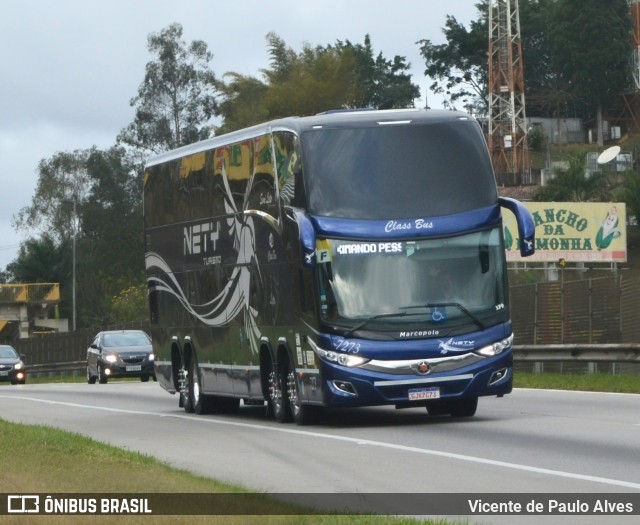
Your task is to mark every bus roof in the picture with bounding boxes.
[144,108,476,169]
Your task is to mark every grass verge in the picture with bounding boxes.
[0,418,454,525]
[513,371,640,393]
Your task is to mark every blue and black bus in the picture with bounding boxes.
[143,108,534,424]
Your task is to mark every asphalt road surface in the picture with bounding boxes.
[1,382,639,524]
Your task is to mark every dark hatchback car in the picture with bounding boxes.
[0,344,26,385]
[86,330,155,384]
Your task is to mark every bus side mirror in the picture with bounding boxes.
[499,197,535,257]
[292,209,317,268]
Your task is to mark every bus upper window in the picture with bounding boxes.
[302,121,497,220]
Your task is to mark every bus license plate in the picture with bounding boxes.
[126,365,142,372]
[408,387,440,401]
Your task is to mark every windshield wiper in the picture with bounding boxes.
[400,302,485,331]
[344,311,408,337]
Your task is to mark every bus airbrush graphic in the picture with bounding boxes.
[144,109,535,424]
[146,161,263,357]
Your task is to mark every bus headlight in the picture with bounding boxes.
[316,348,369,368]
[476,334,513,357]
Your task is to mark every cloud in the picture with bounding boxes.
[0,0,476,270]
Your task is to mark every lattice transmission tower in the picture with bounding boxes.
[487,0,529,184]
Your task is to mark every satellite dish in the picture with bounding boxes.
[597,145,621,164]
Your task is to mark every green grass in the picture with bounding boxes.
[24,374,136,384]
[514,371,640,393]
[0,418,454,525]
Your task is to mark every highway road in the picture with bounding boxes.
[1,382,639,524]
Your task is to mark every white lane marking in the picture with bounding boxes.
[2,394,640,490]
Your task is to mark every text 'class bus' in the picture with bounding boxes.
[143,108,535,424]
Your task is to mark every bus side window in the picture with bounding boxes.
[246,135,278,218]
[274,131,303,207]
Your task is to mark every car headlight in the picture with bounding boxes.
[14,362,23,370]
[476,334,514,357]
[104,354,118,363]
[148,353,155,361]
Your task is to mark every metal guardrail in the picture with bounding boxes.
[27,361,86,377]
[22,345,640,377]
[513,344,640,363]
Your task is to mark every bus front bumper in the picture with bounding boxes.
[307,350,513,408]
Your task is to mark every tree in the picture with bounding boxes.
[215,73,269,134]
[517,0,571,118]
[117,22,218,155]
[418,0,631,125]
[8,23,219,327]
[4,236,73,320]
[418,2,490,113]
[548,0,632,146]
[13,149,92,242]
[533,155,610,202]
[72,147,145,326]
[106,281,149,323]
[616,171,640,224]
[11,146,144,327]
[262,37,361,118]
[331,35,420,109]
[5,236,68,285]
[80,147,143,277]
[217,33,420,131]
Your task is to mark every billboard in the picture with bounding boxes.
[503,202,627,263]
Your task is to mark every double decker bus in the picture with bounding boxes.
[143,108,534,424]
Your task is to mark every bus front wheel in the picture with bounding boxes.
[449,397,478,417]
[427,397,477,418]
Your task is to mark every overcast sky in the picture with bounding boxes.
[0,0,477,270]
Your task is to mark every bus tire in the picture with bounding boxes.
[183,354,196,413]
[188,351,217,415]
[285,354,316,425]
[449,397,478,418]
[270,361,292,423]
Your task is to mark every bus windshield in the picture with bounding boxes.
[302,121,497,219]
[317,228,508,334]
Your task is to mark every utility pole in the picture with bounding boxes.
[72,200,76,332]
[488,0,529,185]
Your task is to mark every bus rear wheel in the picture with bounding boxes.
[285,355,316,425]
[186,351,217,415]
[269,362,291,423]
